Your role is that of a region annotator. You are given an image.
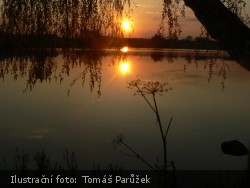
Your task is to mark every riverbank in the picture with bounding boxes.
[0,31,223,50]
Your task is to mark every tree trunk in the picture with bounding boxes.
[184,0,250,60]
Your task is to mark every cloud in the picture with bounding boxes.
[134,4,143,8]
[146,11,161,15]
[135,4,156,8]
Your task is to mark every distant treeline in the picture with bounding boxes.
[0,31,223,50]
[122,35,223,50]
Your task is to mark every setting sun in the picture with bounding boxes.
[122,20,132,33]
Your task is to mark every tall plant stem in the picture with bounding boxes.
[135,85,156,114]
[153,93,167,179]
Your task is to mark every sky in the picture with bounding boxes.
[128,0,250,39]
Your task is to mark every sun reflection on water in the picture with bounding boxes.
[119,60,131,75]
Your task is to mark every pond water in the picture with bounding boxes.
[0,48,250,170]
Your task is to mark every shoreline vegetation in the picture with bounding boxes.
[0,30,223,51]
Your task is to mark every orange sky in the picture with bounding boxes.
[129,1,201,38]
[129,0,250,39]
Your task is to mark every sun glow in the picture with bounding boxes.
[122,20,132,33]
